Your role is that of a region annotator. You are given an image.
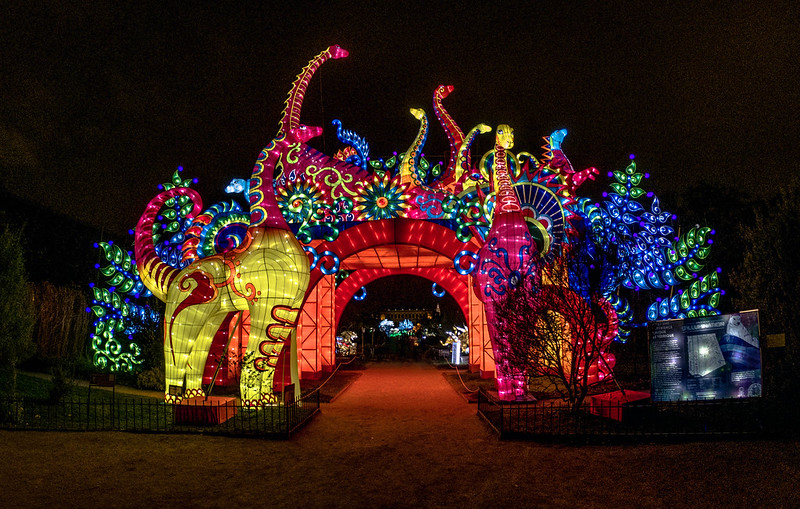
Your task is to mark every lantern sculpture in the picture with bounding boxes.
[106,44,724,405]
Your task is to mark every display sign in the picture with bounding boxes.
[648,310,761,402]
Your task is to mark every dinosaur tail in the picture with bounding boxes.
[134,187,204,302]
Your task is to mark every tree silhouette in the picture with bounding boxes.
[0,220,35,397]
[494,245,619,411]
[732,176,800,407]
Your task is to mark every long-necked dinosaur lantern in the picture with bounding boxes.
[117,45,723,404]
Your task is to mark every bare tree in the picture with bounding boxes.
[494,246,619,411]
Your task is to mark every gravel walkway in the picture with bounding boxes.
[2,362,799,508]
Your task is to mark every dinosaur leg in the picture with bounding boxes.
[240,304,301,407]
[182,310,230,398]
[163,295,223,403]
[163,331,186,404]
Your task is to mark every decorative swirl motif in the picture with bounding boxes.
[92,336,142,372]
[183,201,249,262]
[277,180,322,225]
[413,189,459,219]
[214,257,259,303]
[304,245,341,274]
[454,250,480,275]
[479,237,514,298]
[305,164,359,200]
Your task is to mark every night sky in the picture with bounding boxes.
[3,2,798,238]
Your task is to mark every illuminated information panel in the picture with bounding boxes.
[648,310,761,402]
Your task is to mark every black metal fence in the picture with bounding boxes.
[477,389,778,441]
[0,390,320,439]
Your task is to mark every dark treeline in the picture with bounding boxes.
[0,184,110,286]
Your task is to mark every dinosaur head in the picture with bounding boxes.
[286,124,323,144]
[328,45,349,59]
[549,129,567,151]
[225,178,249,195]
[409,107,426,121]
[436,85,454,99]
[496,124,514,150]
[476,123,492,135]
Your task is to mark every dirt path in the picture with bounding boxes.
[2,362,799,508]
[304,361,484,441]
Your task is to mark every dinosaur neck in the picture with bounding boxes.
[279,46,337,136]
[249,137,292,230]
[433,87,463,175]
[492,145,521,217]
[453,124,490,185]
[400,111,428,186]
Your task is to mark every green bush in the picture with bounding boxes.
[136,367,164,391]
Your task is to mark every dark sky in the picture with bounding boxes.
[2,2,798,237]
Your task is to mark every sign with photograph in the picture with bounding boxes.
[648,310,761,402]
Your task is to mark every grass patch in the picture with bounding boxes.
[3,374,318,435]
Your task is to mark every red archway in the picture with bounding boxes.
[293,218,494,380]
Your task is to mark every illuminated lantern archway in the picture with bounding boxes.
[119,45,724,404]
